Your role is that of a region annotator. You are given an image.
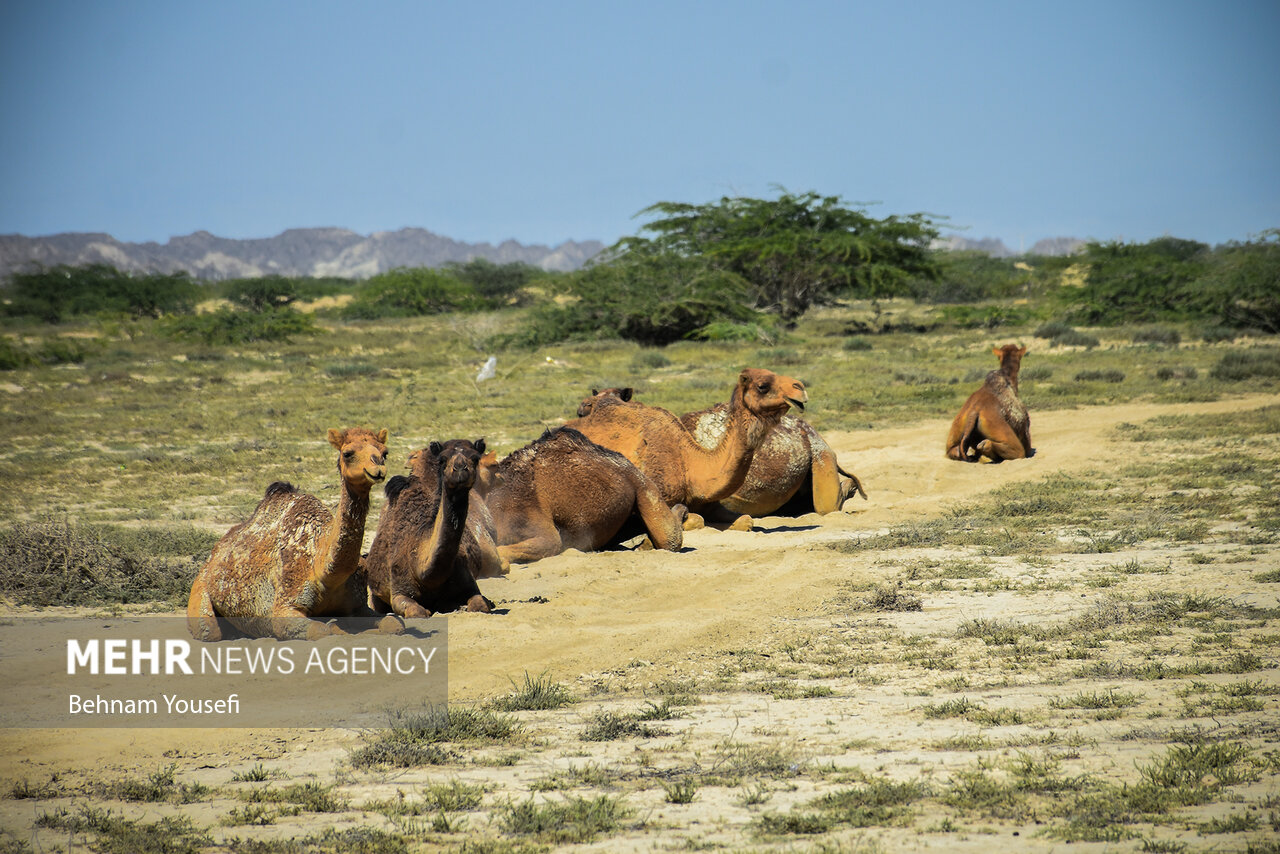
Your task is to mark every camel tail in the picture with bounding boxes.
[835,464,868,500]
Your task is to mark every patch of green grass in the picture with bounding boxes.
[1211,348,1280,381]
[1075,368,1126,383]
[1050,689,1145,710]
[350,706,520,768]
[237,781,347,812]
[497,795,629,845]
[34,806,211,854]
[580,710,668,741]
[662,778,699,804]
[489,672,576,711]
[96,765,210,804]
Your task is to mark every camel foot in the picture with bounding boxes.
[377,614,406,635]
[728,515,754,532]
[466,594,492,613]
[636,537,655,551]
[397,600,432,619]
[682,512,706,531]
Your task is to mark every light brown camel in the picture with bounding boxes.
[566,368,807,511]
[580,386,866,518]
[945,344,1034,462]
[187,427,402,641]
[474,427,685,565]
[362,439,494,618]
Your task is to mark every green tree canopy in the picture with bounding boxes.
[609,190,941,321]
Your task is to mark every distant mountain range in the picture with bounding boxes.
[933,235,1085,257]
[0,226,1083,283]
[0,227,606,281]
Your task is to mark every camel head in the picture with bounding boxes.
[428,438,486,492]
[993,344,1027,375]
[737,368,808,421]
[577,386,633,418]
[327,427,389,492]
[474,450,502,499]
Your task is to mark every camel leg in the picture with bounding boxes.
[186,575,222,642]
[810,450,845,514]
[633,482,684,552]
[270,608,337,641]
[390,592,432,620]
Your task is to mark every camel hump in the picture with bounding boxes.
[264,481,298,498]
[384,475,414,504]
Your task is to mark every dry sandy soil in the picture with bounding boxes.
[3,394,1279,852]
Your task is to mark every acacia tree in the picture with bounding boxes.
[609,190,941,321]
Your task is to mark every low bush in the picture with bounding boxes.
[3,265,201,322]
[1210,349,1280,381]
[343,268,482,319]
[163,307,321,345]
[1132,326,1181,346]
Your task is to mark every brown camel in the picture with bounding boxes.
[580,387,866,518]
[363,439,495,618]
[187,427,401,641]
[475,427,685,565]
[566,368,807,510]
[945,344,1033,462]
[407,445,508,579]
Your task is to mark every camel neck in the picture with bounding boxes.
[415,470,470,583]
[313,480,371,587]
[697,390,773,503]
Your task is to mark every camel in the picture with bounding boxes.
[475,427,685,565]
[187,427,402,641]
[363,439,495,618]
[566,368,807,511]
[580,387,867,518]
[407,445,508,579]
[945,344,1034,462]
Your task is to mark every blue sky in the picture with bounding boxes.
[2,0,1277,249]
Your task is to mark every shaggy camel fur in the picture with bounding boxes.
[945,344,1033,462]
[187,427,401,641]
[363,439,494,618]
[580,387,865,518]
[475,427,685,565]
[566,368,807,510]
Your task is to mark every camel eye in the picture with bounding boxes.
[343,450,355,461]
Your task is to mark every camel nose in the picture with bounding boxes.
[366,465,386,482]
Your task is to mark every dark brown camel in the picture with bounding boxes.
[363,439,493,618]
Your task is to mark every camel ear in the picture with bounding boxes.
[590,388,599,396]
[620,388,633,401]
[376,428,389,445]
[992,347,1002,357]
[480,451,497,467]
[474,438,486,455]
[429,441,443,456]
[327,428,344,450]
[1018,345,1027,356]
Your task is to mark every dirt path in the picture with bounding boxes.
[3,393,1278,780]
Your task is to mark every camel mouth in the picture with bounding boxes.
[786,397,806,412]
[365,468,386,483]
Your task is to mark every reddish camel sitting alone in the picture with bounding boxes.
[362,439,494,618]
[475,427,685,565]
[945,344,1034,462]
[566,368,807,512]
[579,387,867,518]
[187,427,402,641]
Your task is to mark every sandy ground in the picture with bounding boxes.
[3,393,1279,849]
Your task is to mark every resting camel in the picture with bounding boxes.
[580,387,866,518]
[945,344,1033,462]
[363,439,494,618]
[566,368,807,511]
[475,427,685,565]
[408,444,508,579]
[187,427,402,641]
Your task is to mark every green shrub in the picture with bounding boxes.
[1210,349,1280,381]
[1075,369,1125,383]
[937,304,1032,329]
[1198,229,1280,332]
[1036,321,1100,348]
[510,253,761,347]
[1064,237,1209,325]
[163,307,320,345]
[343,267,481,319]
[0,336,89,370]
[4,264,200,322]
[910,252,1033,303]
[444,258,540,305]
[843,336,872,351]
[1133,326,1181,346]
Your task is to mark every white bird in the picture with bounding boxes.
[476,355,497,382]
